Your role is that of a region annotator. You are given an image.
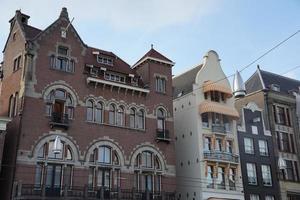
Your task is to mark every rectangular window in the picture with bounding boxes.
[88,167,95,188]
[34,163,43,187]
[265,196,275,200]
[210,91,220,102]
[215,138,222,152]
[13,56,22,72]
[155,77,166,93]
[142,152,153,168]
[277,106,286,125]
[252,126,258,134]
[226,140,233,153]
[212,113,221,125]
[247,163,257,185]
[58,46,68,56]
[261,165,272,186]
[202,113,209,128]
[98,147,111,164]
[206,165,214,188]
[259,140,269,156]
[281,132,291,152]
[104,72,125,83]
[229,168,236,190]
[216,167,225,189]
[204,137,211,151]
[97,55,113,66]
[244,137,254,154]
[285,160,295,181]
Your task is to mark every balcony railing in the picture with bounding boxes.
[13,183,176,200]
[203,151,239,163]
[156,129,171,143]
[211,124,231,134]
[49,112,69,129]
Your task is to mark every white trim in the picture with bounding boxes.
[87,77,150,93]
[92,51,99,55]
[132,56,175,69]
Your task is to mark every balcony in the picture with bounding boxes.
[212,124,226,134]
[156,129,171,143]
[49,112,69,129]
[203,151,239,163]
[12,184,176,200]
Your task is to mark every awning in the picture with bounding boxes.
[199,101,239,118]
[203,80,233,97]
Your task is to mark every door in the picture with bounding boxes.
[97,168,111,198]
[53,101,64,122]
[45,164,62,196]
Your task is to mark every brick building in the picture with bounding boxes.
[0,8,176,199]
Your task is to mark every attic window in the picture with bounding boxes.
[270,84,280,92]
[97,55,113,66]
[58,46,68,56]
[104,72,125,83]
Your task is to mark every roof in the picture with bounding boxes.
[173,64,203,98]
[246,68,300,95]
[133,48,174,68]
[23,24,42,40]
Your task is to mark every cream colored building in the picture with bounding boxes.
[173,50,244,200]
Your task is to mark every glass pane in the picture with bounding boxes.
[54,165,62,187]
[64,166,72,187]
[46,165,53,187]
[34,164,43,187]
[88,167,94,188]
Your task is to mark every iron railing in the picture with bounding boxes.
[49,112,69,129]
[203,151,239,163]
[156,129,171,142]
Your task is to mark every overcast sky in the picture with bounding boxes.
[1,0,300,82]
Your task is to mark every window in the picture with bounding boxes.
[273,105,291,126]
[206,165,214,188]
[247,163,257,185]
[116,106,125,126]
[252,126,258,134]
[95,102,103,123]
[157,108,165,131]
[226,141,233,154]
[250,194,260,200]
[137,109,145,129]
[277,132,291,152]
[34,163,43,187]
[285,160,295,181]
[86,100,94,121]
[259,140,269,156]
[229,168,236,190]
[202,113,209,128]
[97,55,113,66]
[216,167,225,189]
[50,46,74,73]
[212,113,221,125]
[8,95,15,117]
[204,137,211,151]
[13,55,21,72]
[261,165,272,186]
[98,146,111,164]
[210,91,220,102]
[156,77,166,93]
[265,196,274,200]
[109,104,116,125]
[244,137,254,154]
[141,151,153,168]
[215,138,222,152]
[104,72,125,83]
[129,108,136,128]
[223,115,230,132]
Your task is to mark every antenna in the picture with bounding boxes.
[61,17,74,38]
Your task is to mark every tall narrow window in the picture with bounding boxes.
[8,95,15,117]
[216,167,225,189]
[206,165,214,188]
[155,77,166,93]
[259,140,268,156]
[249,194,260,200]
[95,102,103,123]
[229,168,236,190]
[244,137,254,154]
[137,109,145,129]
[98,146,111,164]
[109,104,116,125]
[261,165,272,186]
[215,138,222,152]
[86,100,94,121]
[247,163,257,185]
[141,151,153,168]
[202,113,209,128]
[157,108,165,131]
[226,140,233,153]
[116,106,124,126]
[204,137,211,151]
[129,108,136,128]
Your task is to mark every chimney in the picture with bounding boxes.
[59,7,69,20]
[233,70,246,98]
[9,10,30,31]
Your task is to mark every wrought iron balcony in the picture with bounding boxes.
[212,124,227,134]
[203,151,239,163]
[12,183,176,200]
[49,112,69,129]
[156,129,171,143]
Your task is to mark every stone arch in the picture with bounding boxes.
[31,132,80,163]
[84,137,125,166]
[42,81,79,106]
[154,104,170,118]
[129,143,167,171]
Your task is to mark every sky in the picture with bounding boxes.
[0,0,300,83]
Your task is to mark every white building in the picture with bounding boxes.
[173,50,244,200]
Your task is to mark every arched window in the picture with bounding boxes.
[95,102,103,123]
[86,100,94,121]
[137,109,145,129]
[45,88,74,120]
[34,137,74,190]
[8,95,15,117]
[129,108,136,128]
[116,106,124,126]
[109,104,116,125]
[157,108,165,131]
[134,150,163,192]
[88,145,122,190]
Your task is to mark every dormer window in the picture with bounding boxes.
[97,55,113,66]
[270,84,280,92]
[104,72,125,83]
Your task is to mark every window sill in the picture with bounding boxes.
[49,68,75,74]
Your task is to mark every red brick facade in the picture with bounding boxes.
[0,8,176,200]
